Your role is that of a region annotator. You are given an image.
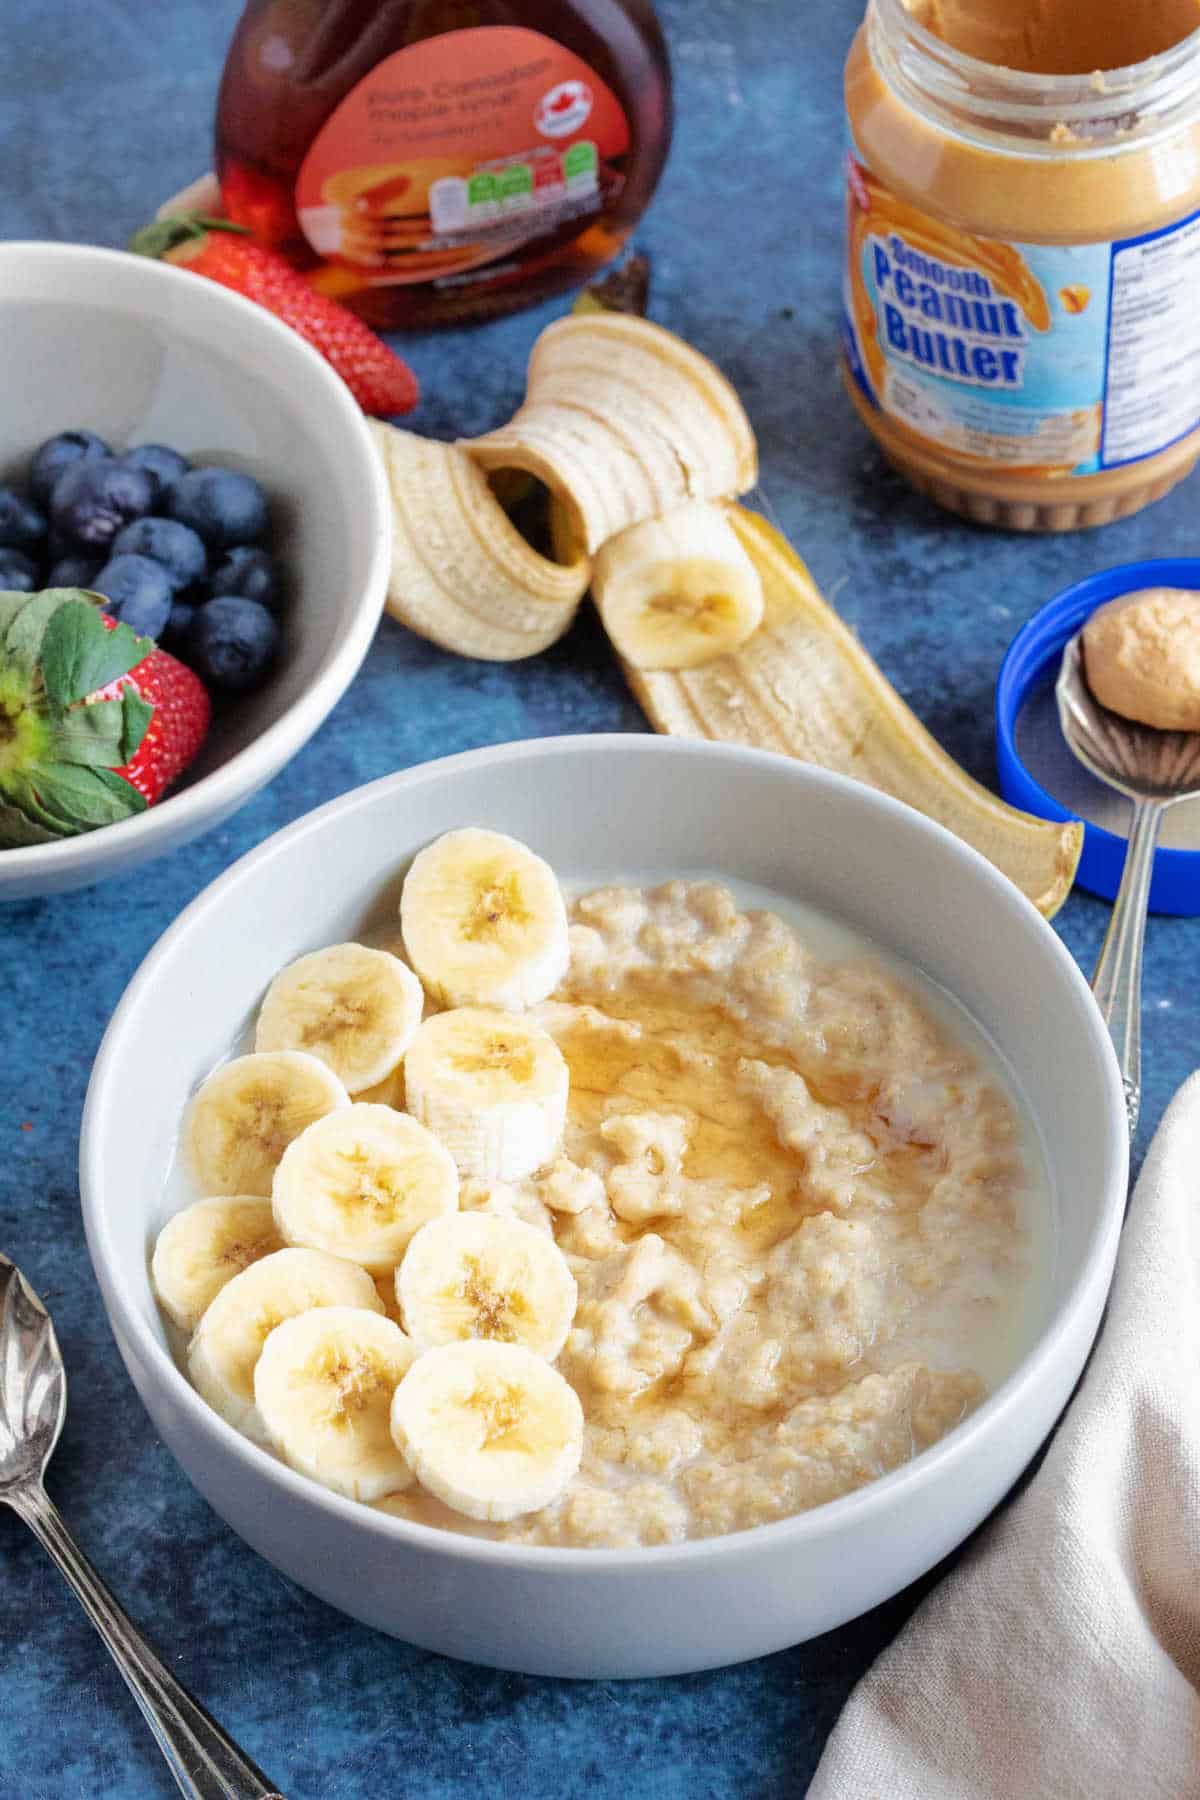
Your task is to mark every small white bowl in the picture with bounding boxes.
[0,241,390,900]
[80,737,1127,1677]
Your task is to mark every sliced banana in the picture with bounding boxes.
[400,828,569,1011]
[396,1211,577,1359]
[272,1103,459,1275]
[593,501,764,671]
[187,1246,383,1441]
[151,1196,282,1333]
[185,1051,351,1198]
[253,1305,417,1502]
[389,1339,584,1522]
[254,942,423,1096]
[403,1006,568,1181]
[370,422,588,660]
[465,314,758,554]
[627,507,1083,918]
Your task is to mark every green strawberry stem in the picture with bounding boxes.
[0,592,155,843]
[129,214,251,260]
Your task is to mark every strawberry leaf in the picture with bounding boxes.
[0,794,61,848]
[0,591,34,643]
[49,697,129,768]
[27,761,146,829]
[120,687,154,764]
[40,600,152,711]
[4,590,77,676]
[129,214,250,259]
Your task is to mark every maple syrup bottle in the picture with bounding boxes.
[215,0,672,328]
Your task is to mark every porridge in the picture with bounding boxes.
[155,831,1043,1548]
[385,878,1037,1546]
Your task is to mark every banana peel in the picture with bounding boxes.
[465,314,758,554]
[626,507,1082,918]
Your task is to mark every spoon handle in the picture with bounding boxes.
[9,1482,285,1800]
[1090,795,1164,1139]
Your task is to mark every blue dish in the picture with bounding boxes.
[996,558,1200,918]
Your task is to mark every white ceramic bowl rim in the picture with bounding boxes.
[0,241,390,882]
[81,736,1128,1573]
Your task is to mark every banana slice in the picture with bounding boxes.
[465,314,758,554]
[627,507,1083,918]
[396,1212,577,1359]
[187,1246,383,1440]
[400,828,569,1011]
[151,1196,282,1333]
[272,1103,459,1275]
[370,422,588,660]
[593,501,764,671]
[254,943,423,1096]
[186,1051,351,1198]
[403,1007,568,1181]
[253,1305,417,1502]
[389,1339,584,1522]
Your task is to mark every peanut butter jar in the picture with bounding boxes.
[843,0,1200,530]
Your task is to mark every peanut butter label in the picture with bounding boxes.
[843,155,1200,475]
[296,28,630,288]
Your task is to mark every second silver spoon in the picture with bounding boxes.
[1056,631,1200,1136]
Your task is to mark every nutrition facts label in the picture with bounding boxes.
[1101,208,1200,467]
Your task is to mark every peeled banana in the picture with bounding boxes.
[465,314,758,553]
[592,501,764,671]
[371,422,588,660]
[272,1103,459,1275]
[151,1196,282,1333]
[254,1305,417,1502]
[400,828,569,1012]
[396,1211,577,1359]
[255,942,423,1096]
[626,507,1083,918]
[403,1006,568,1182]
[389,1338,584,1522]
[185,1052,351,1198]
[187,1246,383,1440]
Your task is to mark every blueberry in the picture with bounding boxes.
[28,430,110,509]
[0,485,47,555]
[165,467,268,550]
[50,459,155,551]
[0,548,38,593]
[116,442,190,501]
[93,553,174,639]
[208,545,280,610]
[112,517,207,593]
[47,553,103,589]
[161,599,197,655]
[189,596,278,692]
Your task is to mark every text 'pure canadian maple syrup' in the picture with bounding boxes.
[215,0,672,328]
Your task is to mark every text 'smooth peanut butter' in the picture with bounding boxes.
[843,0,1200,530]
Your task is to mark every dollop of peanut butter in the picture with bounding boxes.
[1083,588,1200,732]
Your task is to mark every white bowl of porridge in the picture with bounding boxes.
[80,736,1127,1677]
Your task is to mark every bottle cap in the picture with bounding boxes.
[995,559,1200,918]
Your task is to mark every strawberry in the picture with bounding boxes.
[129,215,419,418]
[0,591,210,846]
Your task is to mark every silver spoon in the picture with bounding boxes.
[1056,631,1200,1137]
[0,1253,286,1800]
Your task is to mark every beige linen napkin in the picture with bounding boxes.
[810,1072,1200,1800]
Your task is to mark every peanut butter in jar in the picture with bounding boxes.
[843,0,1200,530]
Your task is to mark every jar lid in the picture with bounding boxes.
[995,559,1200,917]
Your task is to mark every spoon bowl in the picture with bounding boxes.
[0,1257,65,1497]
[1055,633,1200,804]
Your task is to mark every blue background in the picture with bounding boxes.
[2,2,1197,1795]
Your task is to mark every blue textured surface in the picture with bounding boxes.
[2,2,1198,1795]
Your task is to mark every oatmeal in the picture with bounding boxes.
[380,879,1036,1548]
